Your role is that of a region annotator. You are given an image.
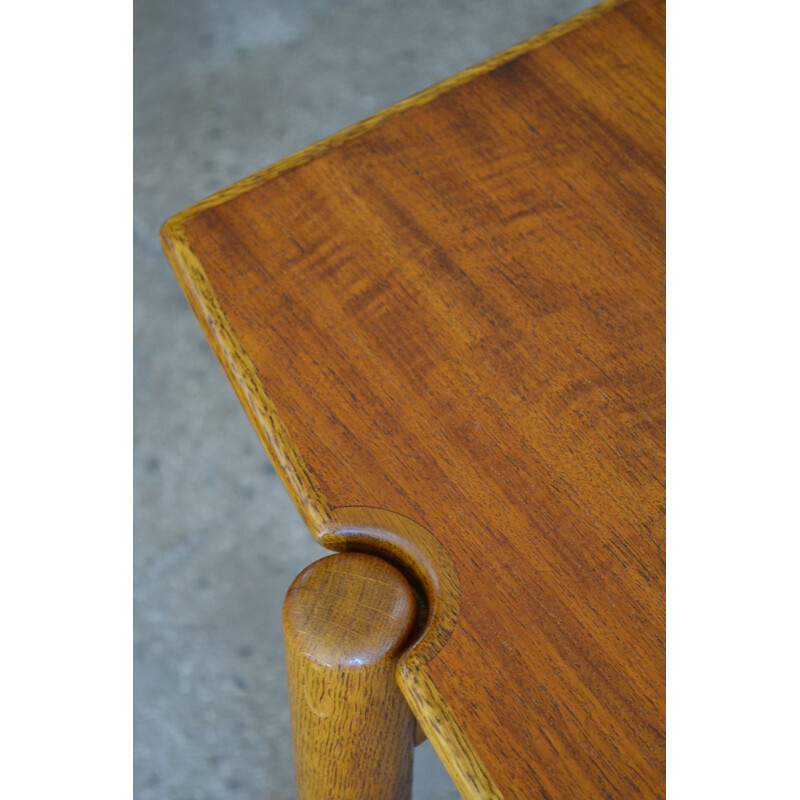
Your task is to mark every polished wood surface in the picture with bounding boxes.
[283,552,417,799]
[161,0,665,796]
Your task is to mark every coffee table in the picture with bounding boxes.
[161,0,665,796]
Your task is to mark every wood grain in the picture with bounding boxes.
[161,0,666,796]
[283,552,417,799]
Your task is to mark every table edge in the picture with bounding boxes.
[159,2,634,796]
[161,0,627,233]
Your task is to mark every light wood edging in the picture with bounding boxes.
[399,663,504,800]
[160,3,634,797]
[160,0,628,230]
[160,224,330,531]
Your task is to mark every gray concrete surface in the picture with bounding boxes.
[133,1,591,797]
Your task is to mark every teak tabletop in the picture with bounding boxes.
[161,0,665,796]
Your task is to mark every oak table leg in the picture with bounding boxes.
[282,552,418,800]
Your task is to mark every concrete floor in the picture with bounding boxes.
[133,1,591,797]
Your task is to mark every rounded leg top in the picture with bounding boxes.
[283,552,418,800]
